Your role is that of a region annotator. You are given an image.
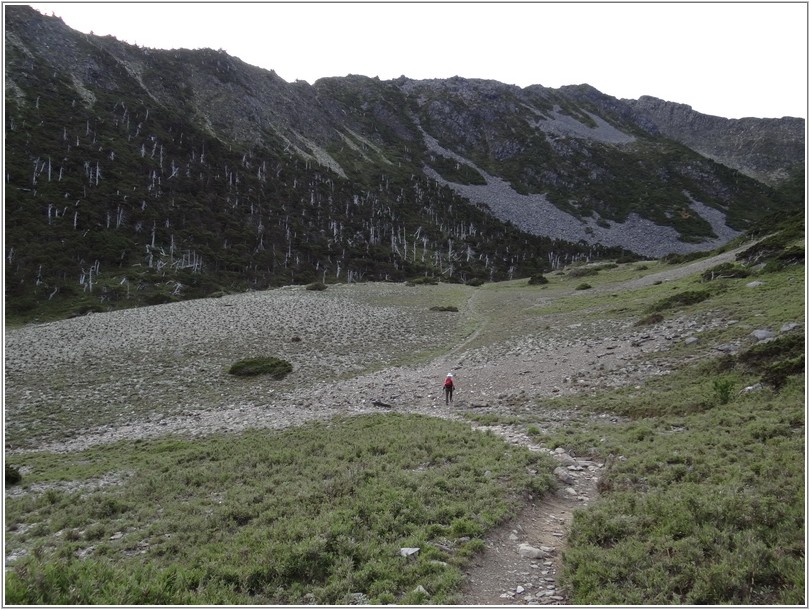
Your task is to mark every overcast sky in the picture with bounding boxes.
[24,2,808,119]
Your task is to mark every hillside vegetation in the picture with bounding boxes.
[6,6,803,324]
[4,216,804,604]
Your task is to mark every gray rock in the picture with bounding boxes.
[747,281,766,288]
[751,329,775,341]
[555,452,577,466]
[781,322,800,332]
[715,343,739,353]
[518,543,547,559]
[553,466,574,484]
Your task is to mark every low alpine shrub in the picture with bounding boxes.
[228,357,293,379]
[648,290,711,312]
[528,274,549,285]
[6,464,21,485]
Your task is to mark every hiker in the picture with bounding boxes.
[443,373,455,405]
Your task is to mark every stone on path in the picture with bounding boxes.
[518,543,547,559]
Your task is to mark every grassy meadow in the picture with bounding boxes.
[4,223,805,605]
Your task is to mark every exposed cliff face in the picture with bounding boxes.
[4,6,804,318]
[626,96,805,186]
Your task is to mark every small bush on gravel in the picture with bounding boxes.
[528,274,549,285]
[306,282,328,291]
[429,306,458,312]
[575,283,592,291]
[6,464,21,485]
[228,357,293,379]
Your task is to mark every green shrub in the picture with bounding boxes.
[305,282,328,291]
[6,464,21,485]
[429,306,458,312]
[575,283,592,291]
[731,334,805,390]
[712,377,734,405]
[761,355,805,390]
[528,274,549,285]
[737,333,804,368]
[701,263,750,281]
[228,357,293,379]
[648,290,711,312]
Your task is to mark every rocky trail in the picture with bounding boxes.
[4,246,754,603]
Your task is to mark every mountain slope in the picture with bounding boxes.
[4,6,803,321]
[627,95,805,187]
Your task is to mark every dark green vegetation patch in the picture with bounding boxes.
[6,464,22,485]
[228,357,293,379]
[701,262,751,281]
[4,414,555,605]
[734,332,805,390]
[648,289,711,312]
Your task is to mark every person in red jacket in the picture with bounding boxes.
[443,373,455,405]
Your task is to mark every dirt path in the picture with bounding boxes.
[457,426,601,605]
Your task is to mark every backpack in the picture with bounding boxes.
[444,376,454,388]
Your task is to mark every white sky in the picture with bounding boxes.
[21,2,809,119]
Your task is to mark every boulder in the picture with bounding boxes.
[751,329,775,341]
